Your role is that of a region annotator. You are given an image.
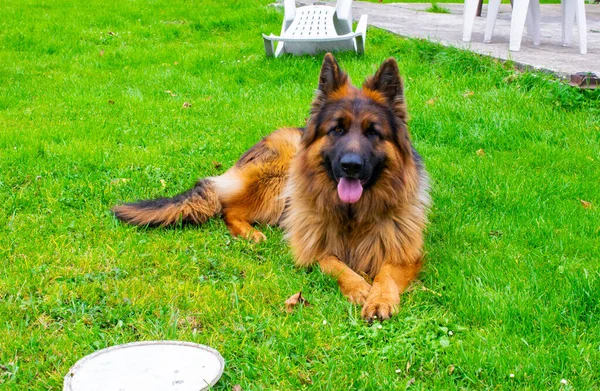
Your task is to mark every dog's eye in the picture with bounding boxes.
[366,126,379,137]
[330,126,344,134]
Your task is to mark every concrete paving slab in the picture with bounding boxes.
[302,1,600,78]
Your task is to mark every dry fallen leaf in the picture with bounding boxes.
[297,371,313,385]
[108,31,116,36]
[160,179,167,188]
[177,315,203,331]
[108,100,115,105]
[36,314,52,329]
[503,74,519,83]
[285,291,310,313]
[463,91,474,98]
[82,315,93,325]
[406,280,442,297]
[232,385,242,391]
[476,148,485,156]
[489,230,503,238]
[581,200,592,209]
[406,377,416,388]
[426,98,437,106]
[183,101,191,108]
[212,161,222,169]
[164,90,177,97]
[420,285,442,297]
[110,178,130,185]
[448,365,455,375]
[99,49,104,57]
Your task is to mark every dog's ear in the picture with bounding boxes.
[303,54,349,146]
[363,58,411,156]
[363,58,407,124]
[317,53,348,96]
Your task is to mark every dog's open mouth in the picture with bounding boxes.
[337,177,364,204]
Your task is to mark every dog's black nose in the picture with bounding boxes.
[340,153,363,177]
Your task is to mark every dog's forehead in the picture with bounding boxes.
[360,87,387,105]
[326,90,388,120]
[328,84,385,103]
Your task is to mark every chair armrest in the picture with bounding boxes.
[333,0,353,34]
[355,14,368,37]
[283,0,296,31]
[335,0,352,23]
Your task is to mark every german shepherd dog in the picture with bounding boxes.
[113,54,430,321]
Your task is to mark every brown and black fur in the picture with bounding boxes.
[112,54,430,321]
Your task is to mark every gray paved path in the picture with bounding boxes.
[303,1,600,78]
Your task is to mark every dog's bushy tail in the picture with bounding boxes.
[112,179,221,227]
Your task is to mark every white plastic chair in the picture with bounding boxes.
[463,0,587,54]
[263,0,368,57]
[561,0,587,54]
[483,0,541,51]
[463,0,539,49]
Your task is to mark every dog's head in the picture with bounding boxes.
[302,54,413,204]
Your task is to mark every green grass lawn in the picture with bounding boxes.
[1,0,599,389]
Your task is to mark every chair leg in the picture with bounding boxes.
[528,0,541,46]
[355,35,365,55]
[575,0,587,54]
[354,14,368,55]
[562,0,575,46]
[463,0,479,42]
[509,0,531,51]
[275,42,285,58]
[484,0,501,43]
[263,37,275,57]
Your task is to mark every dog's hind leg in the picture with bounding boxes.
[318,256,372,305]
[223,208,267,243]
[215,127,302,242]
[112,128,300,237]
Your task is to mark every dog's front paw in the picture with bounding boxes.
[339,278,371,305]
[361,292,399,322]
[249,230,267,243]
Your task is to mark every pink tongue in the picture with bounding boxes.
[337,178,363,204]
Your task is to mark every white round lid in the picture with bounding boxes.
[63,341,225,391]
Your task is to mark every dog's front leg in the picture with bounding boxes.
[318,256,372,305]
[361,261,421,322]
